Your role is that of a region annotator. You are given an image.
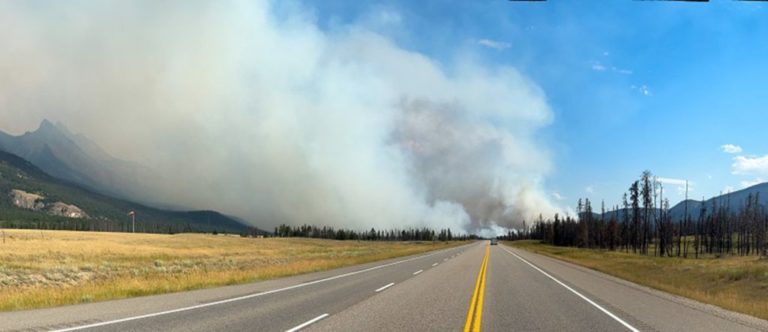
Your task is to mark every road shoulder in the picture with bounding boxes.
[507,244,768,332]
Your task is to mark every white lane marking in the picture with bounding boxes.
[413,270,423,275]
[375,282,395,292]
[285,313,329,332]
[432,263,439,267]
[500,247,640,332]
[51,246,468,332]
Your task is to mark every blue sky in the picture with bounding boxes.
[302,0,768,209]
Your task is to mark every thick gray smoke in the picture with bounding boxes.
[0,1,562,234]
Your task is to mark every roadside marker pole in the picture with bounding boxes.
[128,211,135,233]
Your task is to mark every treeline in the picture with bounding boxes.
[273,224,473,241]
[529,170,768,258]
[0,205,264,236]
[0,217,180,233]
[0,217,265,237]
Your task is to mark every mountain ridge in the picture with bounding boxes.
[586,182,768,222]
[0,120,138,199]
[0,121,264,234]
[0,148,257,234]
[667,182,768,221]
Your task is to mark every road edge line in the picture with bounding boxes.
[285,313,329,332]
[375,282,395,292]
[500,246,640,332]
[50,243,474,332]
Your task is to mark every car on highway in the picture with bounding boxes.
[490,238,498,245]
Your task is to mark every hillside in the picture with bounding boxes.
[667,183,768,221]
[587,183,768,222]
[0,149,253,234]
[0,120,150,201]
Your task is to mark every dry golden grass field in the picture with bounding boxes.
[508,240,768,320]
[0,229,461,311]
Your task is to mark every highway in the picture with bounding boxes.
[2,242,767,332]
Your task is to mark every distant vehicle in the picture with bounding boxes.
[490,238,498,245]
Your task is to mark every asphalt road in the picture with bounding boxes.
[2,242,768,332]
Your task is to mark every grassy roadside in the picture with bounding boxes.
[0,229,462,311]
[506,240,768,320]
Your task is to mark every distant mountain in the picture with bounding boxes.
[590,208,660,221]
[587,185,768,223]
[0,120,146,201]
[668,183,768,221]
[578,183,768,223]
[0,149,256,234]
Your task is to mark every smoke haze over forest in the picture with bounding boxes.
[0,1,563,235]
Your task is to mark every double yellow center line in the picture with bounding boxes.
[464,245,490,332]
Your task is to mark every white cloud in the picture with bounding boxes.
[612,67,632,75]
[585,186,594,194]
[657,177,689,186]
[477,39,511,50]
[630,85,651,96]
[374,9,402,26]
[658,177,693,197]
[731,155,768,189]
[740,178,765,189]
[732,155,768,176]
[552,192,564,201]
[591,61,631,74]
[721,144,742,154]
